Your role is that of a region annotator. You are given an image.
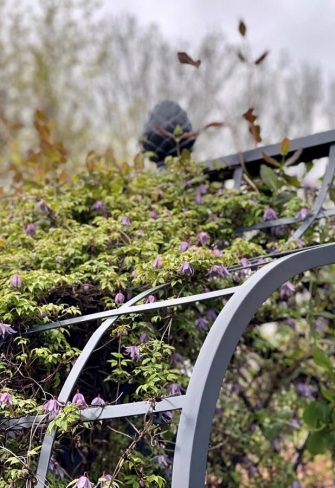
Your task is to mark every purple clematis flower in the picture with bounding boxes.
[206,309,218,321]
[280,281,295,299]
[195,184,208,204]
[124,345,141,361]
[179,241,190,252]
[167,383,183,396]
[36,200,50,214]
[91,200,106,212]
[315,317,328,333]
[153,454,171,467]
[100,473,113,486]
[91,394,105,406]
[287,318,296,330]
[179,261,194,276]
[72,390,87,408]
[152,256,162,269]
[25,223,36,236]
[291,482,302,488]
[49,456,66,480]
[9,274,22,289]
[0,322,16,338]
[240,257,251,268]
[272,438,281,451]
[121,216,131,227]
[139,331,150,343]
[197,231,210,246]
[43,397,61,417]
[171,352,184,366]
[149,210,158,219]
[0,391,13,405]
[296,382,315,399]
[263,207,278,221]
[209,265,230,278]
[115,292,125,305]
[298,208,309,220]
[213,248,223,257]
[145,294,156,304]
[195,316,209,332]
[291,418,300,429]
[75,474,93,488]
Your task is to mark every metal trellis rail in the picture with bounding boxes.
[3,130,335,487]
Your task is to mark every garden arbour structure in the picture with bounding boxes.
[4,130,335,487]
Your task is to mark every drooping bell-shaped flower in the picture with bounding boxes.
[75,474,93,488]
[195,316,209,332]
[9,274,22,289]
[209,265,230,278]
[263,207,278,221]
[297,207,309,220]
[179,241,189,252]
[153,454,171,467]
[43,397,61,417]
[152,256,162,269]
[91,394,105,406]
[36,200,51,214]
[179,261,194,277]
[145,294,156,304]
[121,216,131,227]
[149,210,158,220]
[25,223,36,236]
[115,292,125,305]
[0,391,13,406]
[280,281,295,299]
[91,200,106,212]
[0,322,16,338]
[72,390,87,408]
[124,345,141,361]
[167,383,183,396]
[197,231,210,246]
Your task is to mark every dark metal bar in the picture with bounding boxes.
[205,129,335,177]
[3,395,185,431]
[27,286,239,335]
[171,242,335,488]
[236,207,335,234]
[291,144,335,240]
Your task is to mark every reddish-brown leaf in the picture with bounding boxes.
[177,51,201,68]
[249,124,262,143]
[238,20,247,37]
[255,51,269,65]
[243,108,256,124]
[204,121,225,129]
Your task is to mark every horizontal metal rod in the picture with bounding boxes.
[26,286,240,335]
[236,207,335,233]
[205,129,335,176]
[1,395,185,431]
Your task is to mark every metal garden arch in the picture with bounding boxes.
[3,130,335,487]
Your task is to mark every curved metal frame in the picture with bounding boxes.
[171,242,335,487]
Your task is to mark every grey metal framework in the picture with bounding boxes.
[3,130,335,487]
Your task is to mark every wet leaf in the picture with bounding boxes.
[238,20,247,37]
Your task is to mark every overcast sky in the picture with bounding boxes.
[105,0,335,76]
